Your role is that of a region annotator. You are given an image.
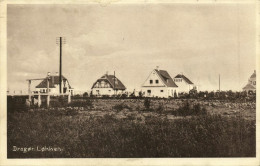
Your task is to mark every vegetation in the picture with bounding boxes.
[171,102,207,116]
[7,96,256,158]
[7,110,255,158]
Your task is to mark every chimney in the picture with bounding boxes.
[156,66,159,71]
[254,70,256,74]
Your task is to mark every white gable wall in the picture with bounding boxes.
[142,70,165,87]
[141,70,178,98]
[174,78,194,93]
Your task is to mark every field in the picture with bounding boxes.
[7,97,256,158]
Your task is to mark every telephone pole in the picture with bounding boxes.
[114,71,116,95]
[56,37,66,95]
[219,74,221,92]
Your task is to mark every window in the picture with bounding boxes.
[160,90,164,92]
[156,80,159,84]
[147,90,151,93]
[150,80,153,84]
[253,81,256,85]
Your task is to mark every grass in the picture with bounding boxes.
[7,109,255,158]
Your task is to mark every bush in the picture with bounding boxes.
[144,98,151,110]
[172,102,207,116]
[67,100,93,108]
[113,103,131,111]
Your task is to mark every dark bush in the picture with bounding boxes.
[67,100,93,108]
[113,103,131,111]
[172,102,207,116]
[144,98,151,110]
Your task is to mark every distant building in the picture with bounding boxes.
[243,70,256,93]
[91,74,126,96]
[173,74,196,93]
[35,74,74,95]
[141,69,178,98]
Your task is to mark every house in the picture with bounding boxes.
[91,74,126,96]
[242,70,256,93]
[141,69,178,98]
[35,74,74,95]
[173,74,196,93]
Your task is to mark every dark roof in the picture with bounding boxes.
[155,70,178,87]
[91,74,126,90]
[250,71,256,78]
[243,83,256,90]
[36,75,72,89]
[174,74,193,84]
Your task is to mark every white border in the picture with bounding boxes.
[0,0,259,166]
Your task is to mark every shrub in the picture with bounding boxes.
[144,98,151,110]
[172,102,207,116]
[67,99,93,108]
[113,103,131,112]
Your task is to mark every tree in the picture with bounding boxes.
[83,92,88,97]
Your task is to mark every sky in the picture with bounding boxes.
[7,3,256,93]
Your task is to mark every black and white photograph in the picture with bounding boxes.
[0,0,259,165]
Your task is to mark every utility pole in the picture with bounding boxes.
[47,72,50,108]
[114,71,116,95]
[59,37,62,95]
[219,74,221,92]
[56,37,66,95]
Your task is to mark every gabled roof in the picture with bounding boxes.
[154,69,178,87]
[174,74,193,84]
[36,75,72,89]
[250,71,256,78]
[243,83,256,90]
[91,74,126,90]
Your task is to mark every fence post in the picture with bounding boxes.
[28,80,31,106]
[47,77,50,108]
[68,93,71,104]
[38,94,41,107]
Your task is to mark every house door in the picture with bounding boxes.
[147,90,151,96]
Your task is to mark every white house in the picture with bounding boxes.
[35,74,74,95]
[242,70,256,93]
[173,74,196,93]
[91,74,126,96]
[141,69,178,98]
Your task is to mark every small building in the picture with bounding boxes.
[141,69,178,98]
[35,75,74,95]
[173,74,196,93]
[91,74,126,96]
[242,70,256,93]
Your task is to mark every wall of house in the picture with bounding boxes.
[141,87,178,98]
[174,79,194,93]
[249,77,256,88]
[142,70,165,87]
[35,80,73,95]
[92,88,125,96]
